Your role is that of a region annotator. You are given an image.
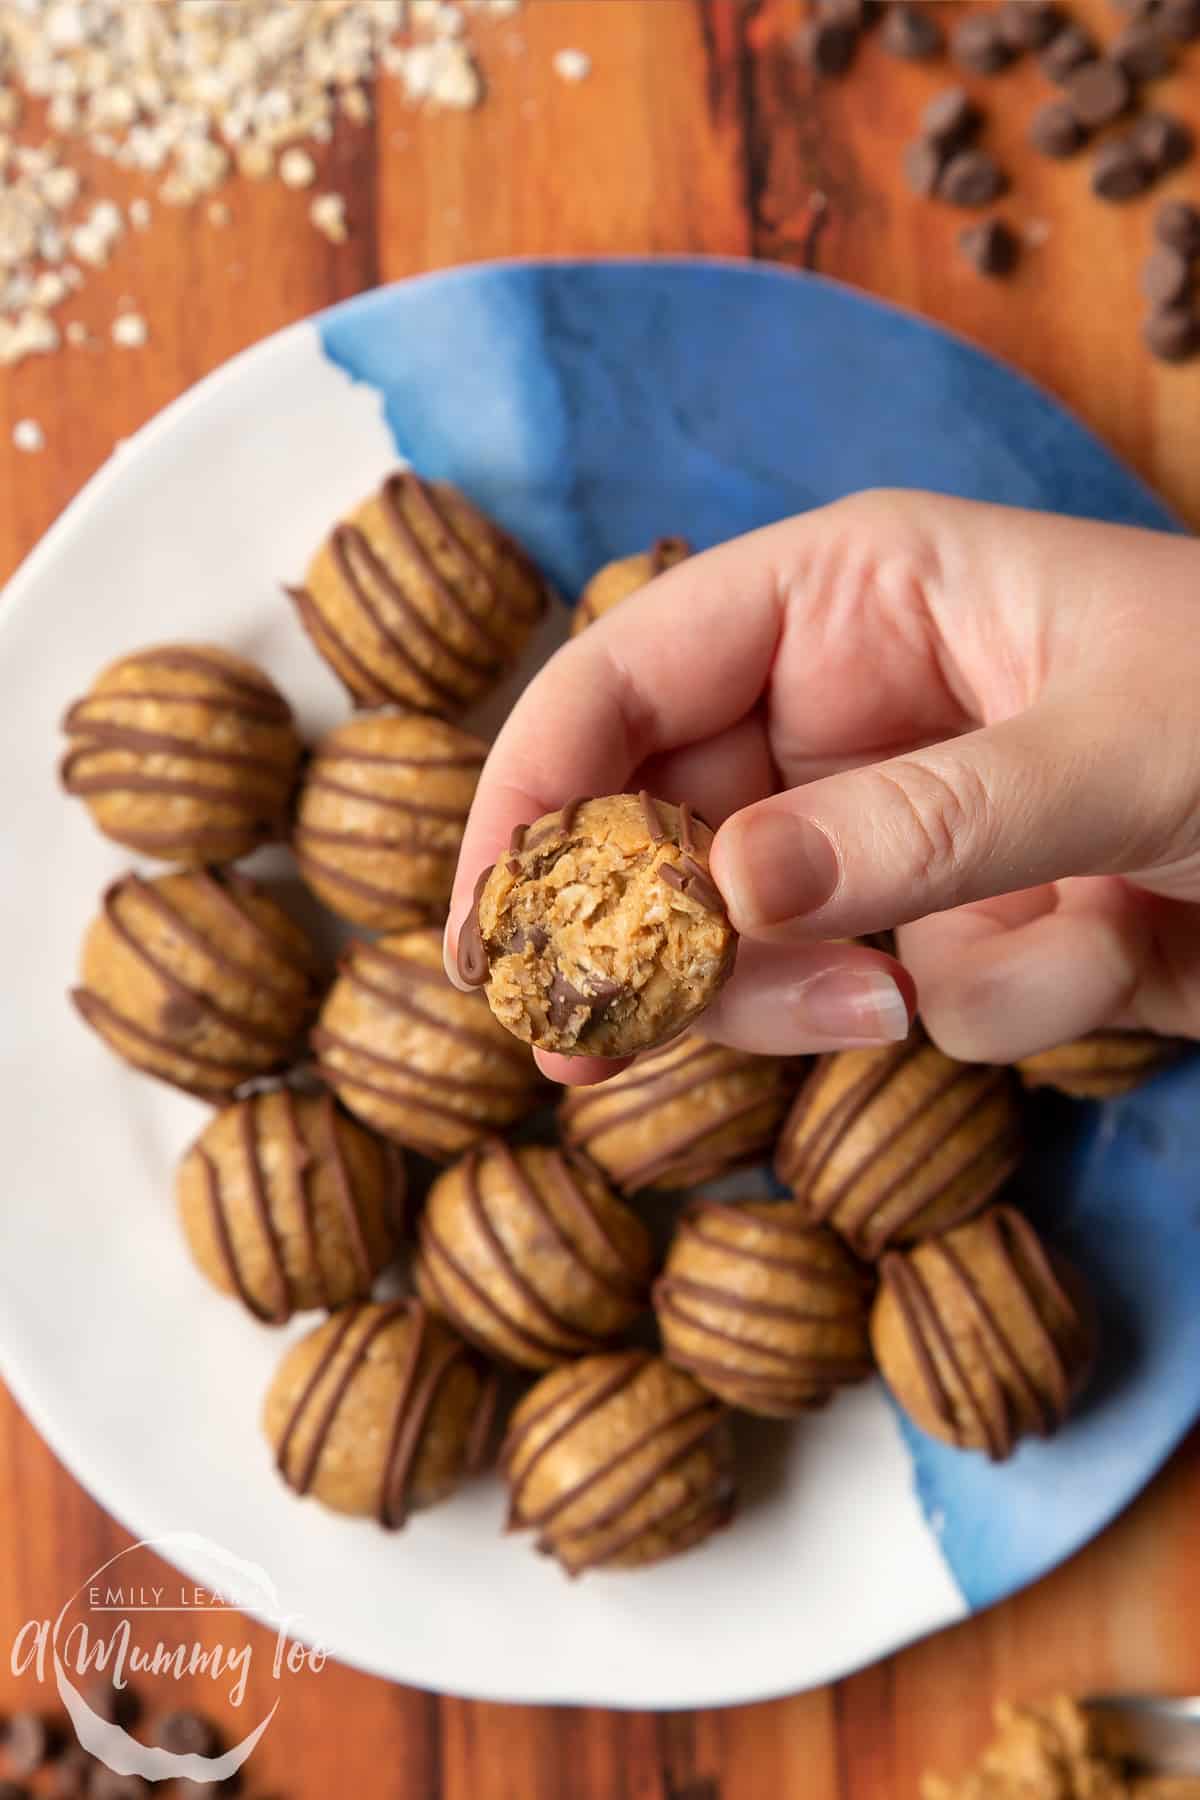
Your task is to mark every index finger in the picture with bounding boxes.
[444,520,791,971]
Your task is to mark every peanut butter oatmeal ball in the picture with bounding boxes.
[293,710,486,931]
[501,1351,735,1576]
[776,1032,1022,1259]
[872,1206,1096,1461]
[72,869,320,1102]
[313,927,543,1159]
[654,1201,873,1418]
[415,1139,653,1369]
[61,644,302,865]
[559,1034,795,1192]
[570,536,691,636]
[458,793,737,1059]
[1016,1030,1183,1099]
[288,470,548,715]
[177,1089,400,1323]
[264,1299,496,1528]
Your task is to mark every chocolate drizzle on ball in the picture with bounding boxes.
[274,1299,496,1529]
[456,867,494,987]
[572,537,692,632]
[560,1035,793,1191]
[287,471,547,714]
[776,1034,1022,1257]
[71,869,318,1102]
[654,1201,874,1416]
[877,1207,1090,1460]
[657,805,727,917]
[60,645,300,862]
[416,1138,651,1367]
[500,1352,734,1575]
[313,930,542,1160]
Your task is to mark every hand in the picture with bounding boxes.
[445,491,1200,1085]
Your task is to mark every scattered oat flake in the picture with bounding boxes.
[553,48,591,82]
[310,192,347,244]
[279,145,317,188]
[65,319,90,345]
[208,199,231,227]
[12,418,44,453]
[129,198,152,230]
[111,311,148,348]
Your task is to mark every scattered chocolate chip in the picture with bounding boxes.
[959,216,1020,276]
[817,0,873,23]
[1132,109,1193,174]
[154,1712,218,1760]
[953,11,1017,73]
[1112,20,1175,77]
[1141,245,1192,304]
[1065,57,1131,127]
[85,1680,141,1731]
[1090,134,1151,199]
[546,972,623,1032]
[1160,0,1200,39]
[1039,23,1096,81]
[904,137,946,197]
[0,1783,31,1800]
[46,1747,92,1799]
[880,2,944,58]
[940,147,1009,207]
[1143,304,1200,360]
[89,1774,148,1800]
[4,1717,52,1778]
[921,85,981,150]
[800,16,859,74]
[998,0,1061,49]
[1029,97,1087,157]
[1155,197,1200,255]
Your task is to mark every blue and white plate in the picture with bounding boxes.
[0,260,1196,1709]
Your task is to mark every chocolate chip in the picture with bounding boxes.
[921,85,981,150]
[1112,20,1175,77]
[1141,245,1192,304]
[816,0,874,24]
[1029,98,1087,157]
[1090,135,1151,199]
[89,1774,148,1800]
[1160,0,1200,39]
[880,2,944,58]
[86,1680,141,1730]
[1065,57,1131,126]
[799,17,859,74]
[904,138,946,197]
[546,971,623,1032]
[959,216,1020,276]
[1039,23,1096,81]
[46,1747,92,1799]
[501,924,549,956]
[154,1712,218,1759]
[998,0,1061,48]
[1132,109,1192,174]
[0,1784,31,1800]
[940,148,1008,207]
[953,12,1017,73]
[4,1717,52,1777]
[1143,305,1200,360]
[1155,197,1200,255]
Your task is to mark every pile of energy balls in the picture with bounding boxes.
[59,476,1181,1578]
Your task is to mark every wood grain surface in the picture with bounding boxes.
[1,3,1198,1796]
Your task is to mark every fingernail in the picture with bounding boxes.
[721,811,840,928]
[792,967,912,1045]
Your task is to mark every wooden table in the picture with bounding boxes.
[1,3,1197,1795]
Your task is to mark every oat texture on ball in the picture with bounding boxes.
[501,1351,735,1576]
[288,471,548,714]
[293,709,486,930]
[313,927,543,1159]
[459,793,737,1058]
[569,536,691,636]
[871,1206,1096,1460]
[176,1089,399,1323]
[263,1299,496,1528]
[61,643,302,864]
[776,1031,1023,1258]
[72,868,319,1101]
[415,1138,653,1368]
[559,1033,796,1191]
[654,1200,874,1418]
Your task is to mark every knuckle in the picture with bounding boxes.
[871,754,995,898]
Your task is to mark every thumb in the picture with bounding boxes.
[711,699,1185,940]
